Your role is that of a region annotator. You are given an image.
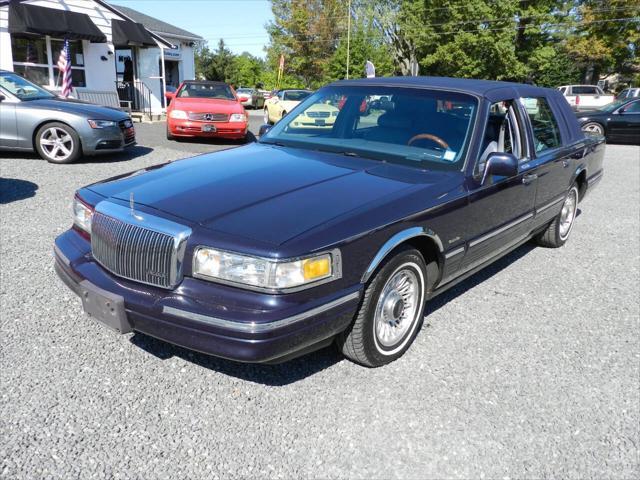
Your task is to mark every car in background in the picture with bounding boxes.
[166,80,248,141]
[616,88,640,100]
[236,88,264,109]
[263,89,312,124]
[287,102,340,129]
[558,84,615,111]
[576,97,640,144]
[0,70,135,164]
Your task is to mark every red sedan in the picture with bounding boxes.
[166,81,248,141]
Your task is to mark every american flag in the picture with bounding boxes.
[57,39,73,98]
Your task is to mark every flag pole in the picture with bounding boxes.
[346,0,351,80]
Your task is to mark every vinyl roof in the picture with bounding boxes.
[330,76,552,98]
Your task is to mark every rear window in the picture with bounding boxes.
[572,86,599,95]
[283,91,311,101]
[521,97,562,153]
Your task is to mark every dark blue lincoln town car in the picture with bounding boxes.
[54,77,605,367]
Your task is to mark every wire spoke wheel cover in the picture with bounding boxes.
[373,263,422,351]
[40,127,74,161]
[582,123,603,135]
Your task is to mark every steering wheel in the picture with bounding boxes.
[407,133,449,150]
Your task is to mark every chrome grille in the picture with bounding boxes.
[188,112,228,122]
[90,204,192,290]
[306,111,330,118]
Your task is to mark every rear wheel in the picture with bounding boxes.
[535,185,579,248]
[35,123,81,164]
[338,246,427,367]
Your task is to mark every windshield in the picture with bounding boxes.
[177,83,235,100]
[0,71,55,101]
[237,88,253,94]
[261,86,478,170]
[283,90,311,101]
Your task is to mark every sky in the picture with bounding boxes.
[109,0,274,58]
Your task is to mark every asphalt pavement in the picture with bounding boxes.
[0,123,638,479]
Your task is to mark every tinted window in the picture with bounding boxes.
[572,86,599,95]
[283,91,311,101]
[623,100,640,113]
[522,97,562,152]
[262,86,478,170]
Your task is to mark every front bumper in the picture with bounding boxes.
[54,229,360,363]
[168,119,248,139]
[82,124,136,154]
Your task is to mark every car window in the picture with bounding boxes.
[283,91,310,102]
[261,86,478,171]
[623,100,640,113]
[521,97,562,153]
[177,83,235,100]
[0,71,55,101]
[616,89,629,99]
[476,100,524,176]
[572,86,599,95]
[559,87,567,94]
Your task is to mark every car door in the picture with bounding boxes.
[608,100,640,142]
[0,91,18,148]
[460,99,536,272]
[518,96,577,228]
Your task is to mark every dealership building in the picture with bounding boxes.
[0,0,202,119]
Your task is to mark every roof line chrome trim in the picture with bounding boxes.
[361,227,443,283]
[163,291,360,333]
[469,213,533,248]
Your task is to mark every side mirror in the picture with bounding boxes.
[258,124,272,137]
[481,152,518,185]
[0,94,5,102]
[165,91,175,100]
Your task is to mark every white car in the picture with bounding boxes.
[263,89,312,125]
[558,85,614,111]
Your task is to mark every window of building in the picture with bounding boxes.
[521,97,562,152]
[11,35,86,89]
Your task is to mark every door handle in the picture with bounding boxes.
[522,173,538,185]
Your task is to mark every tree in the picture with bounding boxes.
[229,53,265,88]
[266,0,346,87]
[195,39,237,82]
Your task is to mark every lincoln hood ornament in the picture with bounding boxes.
[129,192,143,221]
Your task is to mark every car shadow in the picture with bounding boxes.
[129,241,545,386]
[0,177,39,204]
[82,145,154,163]
[129,333,342,386]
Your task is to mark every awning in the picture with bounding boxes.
[111,19,157,48]
[8,3,107,43]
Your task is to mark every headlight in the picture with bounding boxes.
[73,195,93,234]
[193,248,339,291]
[229,113,247,122]
[87,119,116,129]
[169,110,188,119]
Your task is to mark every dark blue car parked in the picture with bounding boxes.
[54,77,605,367]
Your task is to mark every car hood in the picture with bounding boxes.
[21,98,128,120]
[172,98,242,113]
[86,143,447,246]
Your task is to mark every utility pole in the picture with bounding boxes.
[346,0,351,79]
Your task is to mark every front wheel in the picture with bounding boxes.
[582,122,604,136]
[535,185,579,248]
[35,122,82,164]
[263,108,271,125]
[337,246,427,367]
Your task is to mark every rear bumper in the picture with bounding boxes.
[167,119,248,139]
[54,229,360,363]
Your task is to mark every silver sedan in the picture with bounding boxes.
[0,70,135,164]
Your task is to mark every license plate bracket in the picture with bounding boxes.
[202,124,217,132]
[79,281,131,334]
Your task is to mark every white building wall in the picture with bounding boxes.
[0,6,12,71]
[181,43,195,80]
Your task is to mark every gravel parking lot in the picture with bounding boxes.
[1,121,638,479]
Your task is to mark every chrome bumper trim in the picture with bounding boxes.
[444,246,465,259]
[163,291,360,333]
